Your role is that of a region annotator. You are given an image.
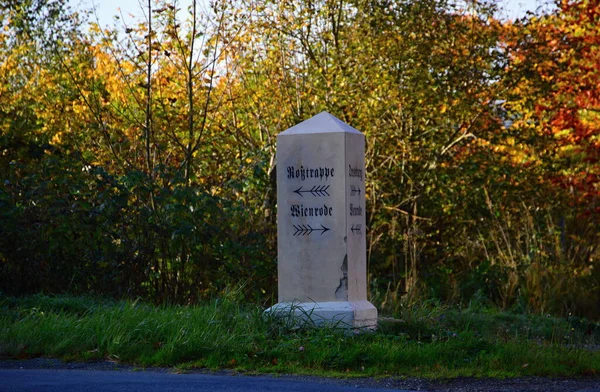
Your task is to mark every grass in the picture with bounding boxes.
[0,294,599,378]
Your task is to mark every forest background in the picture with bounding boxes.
[0,0,598,319]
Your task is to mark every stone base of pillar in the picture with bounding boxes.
[265,300,377,331]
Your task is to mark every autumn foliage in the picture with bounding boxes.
[0,0,598,317]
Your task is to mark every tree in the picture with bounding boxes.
[476,0,600,315]
[217,0,508,299]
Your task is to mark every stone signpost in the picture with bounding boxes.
[266,112,377,329]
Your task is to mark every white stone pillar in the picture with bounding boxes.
[266,112,377,330]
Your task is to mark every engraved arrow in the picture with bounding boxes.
[293,224,331,236]
[293,185,330,197]
[350,224,362,235]
[350,185,361,196]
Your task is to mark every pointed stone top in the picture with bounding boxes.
[279,111,362,136]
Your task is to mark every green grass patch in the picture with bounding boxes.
[1,294,599,378]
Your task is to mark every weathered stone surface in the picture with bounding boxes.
[267,111,377,330]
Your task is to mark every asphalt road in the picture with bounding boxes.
[0,369,414,392]
[1,361,599,392]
